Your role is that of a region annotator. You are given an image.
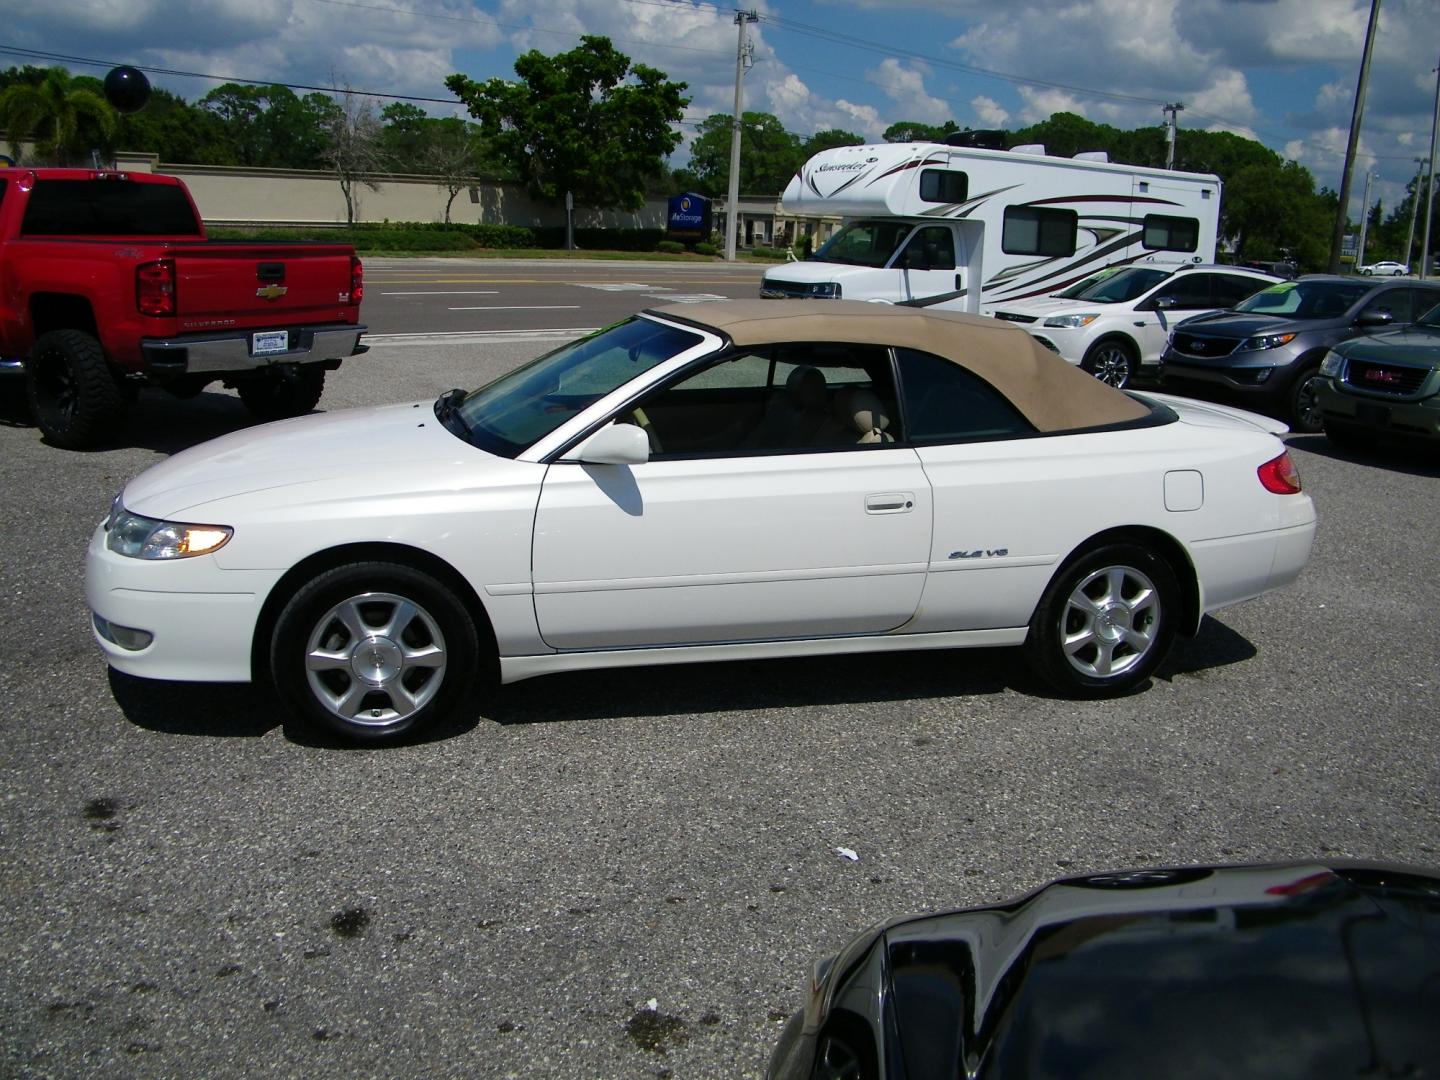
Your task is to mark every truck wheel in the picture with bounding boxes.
[1081,339,1138,388]
[238,366,325,421]
[26,329,128,449]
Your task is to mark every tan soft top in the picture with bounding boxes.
[646,299,1150,433]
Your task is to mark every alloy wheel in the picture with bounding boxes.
[1060,565,1160,678]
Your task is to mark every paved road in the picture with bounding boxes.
[1,326,1438,1079]
[362,257,769,336]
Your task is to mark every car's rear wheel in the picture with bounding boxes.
[26,329,128,449]
[1081,339,1138,388]
[1288,366,1325,434]
[1323,419,1378,452]
[270,561,481,742]
[1024,542,1178,697]
[238,365,325,421]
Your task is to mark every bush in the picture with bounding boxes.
[656,240,686,254]
[746,246,792,262]
[694,242,717,256]
[206,221,670,253]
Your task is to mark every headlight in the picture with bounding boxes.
[105,500,232,560]
[1240,332,1297,351]
[809,282,841,299]
[1042,313,1099,328]
[1319,350,1344,378]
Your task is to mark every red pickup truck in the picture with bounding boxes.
[0,168,366,448]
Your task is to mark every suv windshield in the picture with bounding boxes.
[1419,300,1440,327]
[1052,266,1125,299]
[1069,267,1170,304]
[815,220,913,267]
[449,317,705,457]
[1232,280,1370,319]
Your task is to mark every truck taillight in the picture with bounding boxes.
[136,259,176,317]
[1257,451,1302,494]
[350,256,364,305]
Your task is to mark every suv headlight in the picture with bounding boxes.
[1319,350,1344,378]
[105,497,232,560]
[1042,313,1099,328]
[1240,332,1298,351]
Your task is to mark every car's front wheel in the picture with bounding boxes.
[1081,338,1138,388]
[1288,366,1326,434]
[270,561,481,742]
[1024,542,1178,697]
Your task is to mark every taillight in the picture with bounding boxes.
[1257,450,1302,494]
[350,256,364,305]
[136,259,175,317]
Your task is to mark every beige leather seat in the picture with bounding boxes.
[744,365,832,448]
[833,386,894,444]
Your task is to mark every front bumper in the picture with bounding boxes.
[142,322,367,376]
[86,523,280,682]
[1316,380,1440,439]
[1159,353,1290,401]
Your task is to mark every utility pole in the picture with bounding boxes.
[1162,102,1185,169]
[1422,53,1440,280]
[1355,170,1376,268]
[1329,0,1382,273]
[725,10,759,261]
[1403,156,1424,269]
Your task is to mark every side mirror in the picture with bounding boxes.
[572,422,650,465]
[1356,310,1394,327]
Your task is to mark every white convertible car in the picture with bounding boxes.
[87,302,1316,741]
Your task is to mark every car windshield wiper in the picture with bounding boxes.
[434,387,471,438]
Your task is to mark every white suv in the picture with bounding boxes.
[987,265,1280,387]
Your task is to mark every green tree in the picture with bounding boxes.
[1222,159,1329,268]
[882,119,959,143]
[684,112,802,197]
[198,83,336,169]
[802,128,864,156]
[322,89,384,225]
[445,35,688,209]
[0,65,114,165]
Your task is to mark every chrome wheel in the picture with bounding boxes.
[1083,342,1135,388]
[303,591,447,726]
[1292,373,1324,433]
[1060,565,1161,679]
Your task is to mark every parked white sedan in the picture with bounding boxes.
[88,302,1316,741]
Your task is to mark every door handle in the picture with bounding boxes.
[866,492,914,514]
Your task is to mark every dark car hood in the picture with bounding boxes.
[810,862,1440,1080]
[1174,311,1323,339]
[1338,324,1440,366]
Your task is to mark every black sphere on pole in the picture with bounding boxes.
[103,67,151,114]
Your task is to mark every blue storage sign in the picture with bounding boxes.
[666,193,712,241]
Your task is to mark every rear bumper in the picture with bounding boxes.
[141,323,367,376]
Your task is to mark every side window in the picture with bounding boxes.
[635,344,900,456]
[1142,214,1199,252]
[898,226,956,271]
[1151,273,1214,310]
[1362,290,1414,324]
[1413,290,1440,322]
[1002,206,1077,257]
[919,169,968,204]
[1212,274,1267,308]
[896,349,1035,444]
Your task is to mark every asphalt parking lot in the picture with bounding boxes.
[2,288,1438,1078]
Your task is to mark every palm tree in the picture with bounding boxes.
[0,67,115,165]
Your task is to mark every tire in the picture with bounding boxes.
[1323,419,1378,451]
[1287,366,1325,434]
[237,365,325,421]
[25,329,127,449]
[270,561,482,742]
[1024,542,1179,697]
[1081,338,1138,389]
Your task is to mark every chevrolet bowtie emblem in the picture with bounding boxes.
[256,283,288,301]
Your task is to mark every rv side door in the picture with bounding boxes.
[894,224,962,302]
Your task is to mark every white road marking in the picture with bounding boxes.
[573,282,667,291]
[381,290,500,296]
[650,293,727,303]
[447,305,583,311]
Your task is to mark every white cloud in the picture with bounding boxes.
[970,95,1010,127]
[868,58,949,124]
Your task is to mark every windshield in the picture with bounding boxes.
[1419,300,1440,327]
[450,317,704,457]
[1232,280,1370,319]
[1069,267,1170,304]
[1052,266,1125,299]
[815,220,913,267]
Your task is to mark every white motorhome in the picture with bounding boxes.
[759,140,1221,314]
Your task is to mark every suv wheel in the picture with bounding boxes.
[1081,339,1138,388]
[1288,367,1325,434]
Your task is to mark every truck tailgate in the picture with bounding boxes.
[171,244,358,329]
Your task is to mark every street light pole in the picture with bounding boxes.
[1421,53,1440,280]
[1162,102,1185,169]
[724,10,758,262]
[1328,0,1382,273]
[1356,170,1376,269]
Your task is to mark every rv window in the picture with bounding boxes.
[1002,207,1077,257]
[1142,214,1199,252]
[919,170,968,204]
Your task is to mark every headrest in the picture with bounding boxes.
[836,386,891,437]
[785,365,827,408]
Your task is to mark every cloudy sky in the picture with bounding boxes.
[5,0,1437,217]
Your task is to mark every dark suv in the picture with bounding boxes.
[1158,276,1440,431]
